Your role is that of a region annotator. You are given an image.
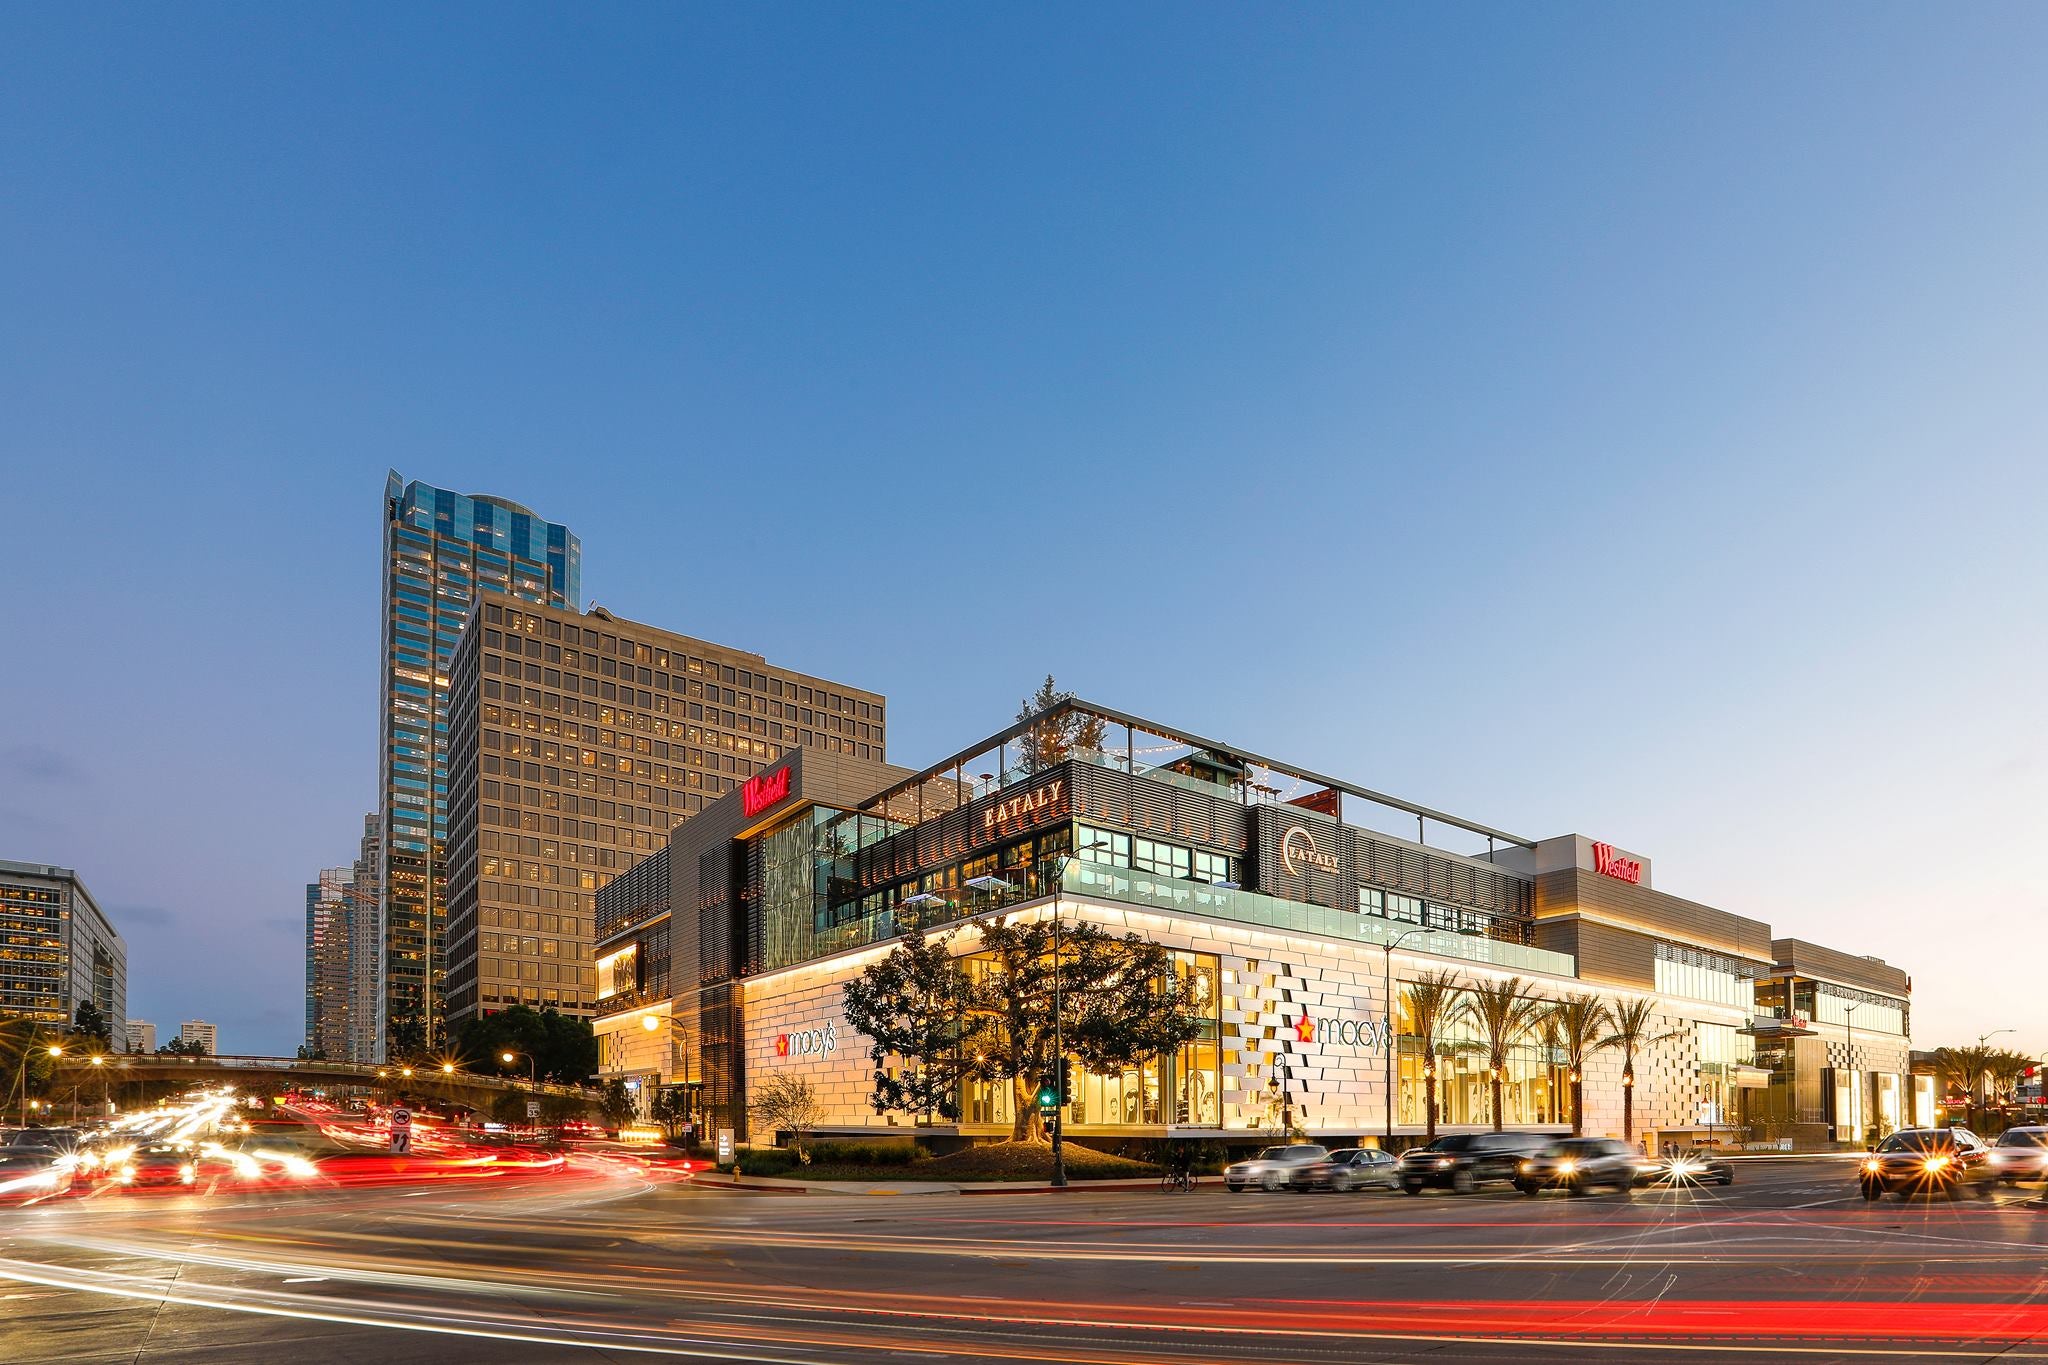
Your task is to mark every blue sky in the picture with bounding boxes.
[1,6,2041,1056]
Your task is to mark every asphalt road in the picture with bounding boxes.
[4,1154,2046,1364]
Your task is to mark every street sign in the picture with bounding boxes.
[525,1099,541,1119]
[716,1128,734,1162]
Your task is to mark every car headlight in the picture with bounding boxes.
[1437,1158,1453,1169]
[1923,1155,1950,1173]
[1671,1161,1696,1177]
[1863,1158,1881,1173]
[179,1165,196,1182]
[1557,1160,1576,1176]
[1519,1160,1532,1173]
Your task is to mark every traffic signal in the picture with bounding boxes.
[1056,1057,1072,1105]
[1034,1078,1059,1111]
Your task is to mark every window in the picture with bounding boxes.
[1192,850,1233,885]
[1386,893,1424,925]
[1133,838,1190,879]
[1077,825,1130,867]
[1358,886,1385,916]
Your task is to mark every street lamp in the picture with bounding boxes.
[1379,925,1434,1144]
[15,1039,61,1125]
[1843,1001,1862,1143]
[89,1055,109,1118]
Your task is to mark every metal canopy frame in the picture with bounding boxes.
[851,697,1535,851]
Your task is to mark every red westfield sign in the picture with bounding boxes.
[742,764,792,818]
[1591,842,1642,884]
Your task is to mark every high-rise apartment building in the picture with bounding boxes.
[378,471,580,1058]
[442,596,886,1029]
[303,867,353,1060]
[347,813,381,1063]
[128,1020,156,1053]
[179,1020,218,1055]
[0,860,126,1052]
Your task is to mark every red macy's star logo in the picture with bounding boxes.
[1295,1013,1315,1044]
[774,1034,791,1057]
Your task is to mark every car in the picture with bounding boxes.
[7,1126,83,1152]
[1291,1147,1399,1192]
[1988,1127,2048,1185]
[0,1147,74,1201]
[1858,1128,1995,1200]
[117,1143,198,1188]
[1398,1132,1549,1194]
[1515,1138,1643,1196]
[1638,1147,1735,1186]
[1224,1144,1330,1192]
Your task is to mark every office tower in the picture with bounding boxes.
[347,812,380,1063]
[442,596,885,1029]
[0,860,126,1052]
[178,1020,218,1055]
[303,867,353,1060]
[378,471,580,1058]
[128,1020,156,1053]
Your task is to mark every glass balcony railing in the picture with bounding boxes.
[1062,862,1576,977]
[800,859,1574,978]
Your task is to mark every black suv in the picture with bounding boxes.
[1399,1132,1548,1194]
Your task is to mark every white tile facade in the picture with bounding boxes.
[740,898,1763,1144]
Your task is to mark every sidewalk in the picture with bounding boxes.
[687,1171,1220,1196]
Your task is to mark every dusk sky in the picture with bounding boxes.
[2,7,2041,1057]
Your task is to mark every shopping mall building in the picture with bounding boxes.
[594,701,1926,1151]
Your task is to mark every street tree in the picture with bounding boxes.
[1543,993,1617,1136]
[842,919,974,1124]
[750,1074,824,1163]
[451,1005,597,1085]
[963,915,1203,1140]
[1400,969,1466,1141]
[1015,676,1106,773]
[650,1086,692,1142]
[598,1077,637,1130]
[71,1002,111,1053]
[1458,977,1549,1132]
[1602,997,1684,1145]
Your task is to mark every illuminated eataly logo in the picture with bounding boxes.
[1279,824,1339,877]
[981,778,1063,834]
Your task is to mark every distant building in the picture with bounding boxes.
[347,812,381,1063]
[441,596,887,1031]
[128,1020,156,1054]
[377,471,580,1059]
[179,1020,218,1055]
[304,867,353,1059]
[0,860,126,1052]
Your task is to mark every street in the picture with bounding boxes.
[3,1155,2047,1363]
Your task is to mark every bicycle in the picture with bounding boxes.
[1160,1165,1195,1192]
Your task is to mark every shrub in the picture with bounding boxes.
[808,1140,919,1167]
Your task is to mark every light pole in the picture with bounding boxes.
[17,1041,61,1125]
[1380,926,1433,1145]
[89,1055,109,1118]
[1841,1001,1861,1143]
[502,1050,538,1126]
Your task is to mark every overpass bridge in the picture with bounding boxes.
[46,1053,600,1111]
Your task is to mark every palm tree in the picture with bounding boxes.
[1934,1045,1994,1130]
[1602,998,1684,1145]
[1544,993,1616,1137]
[1457,977,1549,1132]
[1400,969,1465,1141]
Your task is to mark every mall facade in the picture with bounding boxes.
[594,701,1924,1151]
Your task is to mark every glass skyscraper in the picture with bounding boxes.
[379,471,579,1058]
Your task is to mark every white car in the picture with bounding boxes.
[1989,1127,2048,1184]
[1225,1144,1329,1192]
